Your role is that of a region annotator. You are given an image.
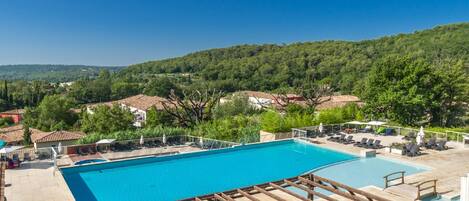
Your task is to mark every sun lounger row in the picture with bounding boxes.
[76,147,98,155]
[424,138,448,151]
[327,134,354,144]
[353,138,383,149]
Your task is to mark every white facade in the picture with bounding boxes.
[248,97,273,109]
[123,104,147,127]
[86,103,147,127]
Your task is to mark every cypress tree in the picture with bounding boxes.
[23,124,32,145]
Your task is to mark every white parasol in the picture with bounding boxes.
[57,142,63,154]
[199,137,204,147]
[0,146,24,154]
[139,135,144,146]
[416,126,425,145]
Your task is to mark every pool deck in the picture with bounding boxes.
[303,134,468,200]
[5,134,469,201]
[4,145,202,201]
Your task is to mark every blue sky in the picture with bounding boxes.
[0,0,468,66]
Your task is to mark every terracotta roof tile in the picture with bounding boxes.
[0,125,46,143]
[32,130,84,143]
[119,94,168,111]
[85,94,168,111]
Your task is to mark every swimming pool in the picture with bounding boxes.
[61,140,426,201]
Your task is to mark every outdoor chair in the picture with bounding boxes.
[358,138,375,148]
[341,136,354,144]
[354,138,368,147]
[384,128,394,136]
[154,139,163,147]
[425,138,437,149]
[402,143,414,155]
[402,132,416,141]
[80,147,89,155]
[88,147,96,154]
[326,134,339,141]
[406,144,420,157]
[333,134,346,142]
[435,140,448,151]
[370,140,383,149]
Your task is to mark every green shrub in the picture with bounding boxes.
[192,115,260,143]
[0,117,14,127]
[260,110,315,132]
[212,95,260,119]
[77,126,187,144]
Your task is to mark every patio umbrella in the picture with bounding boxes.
[139,135,144,146]
[416,126,425,145]
[96,139,116,144]
[162,134,167,144]
[319,123,324,133]
[199,137,204,147]
[57,142,62,154]
[0,140,6,149]
[0,146,24,154]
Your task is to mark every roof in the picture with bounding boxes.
[315,95,362,110]
[237,91,277,100]
[119,94,168,111]
[31,130,84,143]
[0,125,45,143]
[85,94,169,111]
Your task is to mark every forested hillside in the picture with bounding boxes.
[121,23,469,94]
[0,64,123,82]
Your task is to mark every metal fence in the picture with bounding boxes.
[291,123,469,143]
[0,135,240,169]
[0,147,55,162]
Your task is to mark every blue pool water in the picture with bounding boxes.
[62,140,354,201]
[314,157,428,188]
[61,140,427,201]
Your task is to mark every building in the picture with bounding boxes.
[0,109,25,124]
[87,94,169,127]
[0,124,45,146]
[315,95,362,110]
[223,91,304,109]
[31,130,84,149]
[222,91,362,110]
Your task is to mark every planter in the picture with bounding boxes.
[386,147,405,155]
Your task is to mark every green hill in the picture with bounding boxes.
[0,64,124,82]
[121,23,469,93]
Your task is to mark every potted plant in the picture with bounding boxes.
[385,142,406,155]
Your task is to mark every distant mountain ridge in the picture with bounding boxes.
[121,23,469,93]
[0,64,124,82]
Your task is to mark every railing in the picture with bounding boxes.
[51,147,58,175]
[293,122,469,143]
[416,179,437,200]
[383,171,405,188]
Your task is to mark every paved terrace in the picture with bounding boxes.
[302,133,468,201]
[5,145,203,201]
